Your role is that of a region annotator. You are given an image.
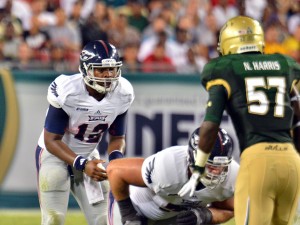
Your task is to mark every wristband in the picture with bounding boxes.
[73,155,88,171]
[192,165,205,174]
[195,148,210,167]
[109,150,124,161]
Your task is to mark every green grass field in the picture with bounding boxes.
[0,209,236,225]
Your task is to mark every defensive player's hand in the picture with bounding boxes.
[84,159,107,181]
[176,208,212,225]
[123,215,147,225]
[123,220,142,225]
[176,210,197,225]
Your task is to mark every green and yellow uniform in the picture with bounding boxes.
[201,53,300,225]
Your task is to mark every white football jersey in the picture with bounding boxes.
[130,146,239,220]
[38,73,134,155]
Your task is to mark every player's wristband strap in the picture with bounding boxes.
[195,149,210,167]
[192,165,205,174]
[73,155,88,171]
[109,150,124,161]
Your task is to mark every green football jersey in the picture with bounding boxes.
[201,53,300,151]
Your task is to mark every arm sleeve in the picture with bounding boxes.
[108,111,128,136]
[204,85,227,124]
[44,105,69,135]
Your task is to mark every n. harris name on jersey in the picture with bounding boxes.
[243,61,280,71]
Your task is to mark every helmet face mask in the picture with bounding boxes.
[201,156,231,189]
[79,40,122,94]
[188,127,233,189]
[218,16,265,55]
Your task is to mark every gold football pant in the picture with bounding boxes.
[234,143,300,225]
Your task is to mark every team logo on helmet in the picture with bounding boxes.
[190,132,199,149]
[80,50,96,61]
[238,27,253,35]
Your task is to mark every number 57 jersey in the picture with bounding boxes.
[38,73,134,156]
[201,53,300,151]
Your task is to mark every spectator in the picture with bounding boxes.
[288,12,300,34]
[0,0,23,39]
[140,14,173,41]
[122,43,141,73]
[0,18,23,60]
[195,12,219,59]
[138,15,174,62]
[178,0,212,26]
[79,1,109,47]
[167,15,194,71]
[244,0,267,21]
[60,0,96,21]
[12,41,34,70]
[264,22,288,54]
[212,0,239,29]
[23,15,51,62]
[283,24,300,62]
[48,43,68,71]
[28,0,57,30]
[10,0,32,32]
[107,10,141,53]
[127,0,149,33]
[142,41,175,73]
[176,46,207,74]
[47,8,81,64]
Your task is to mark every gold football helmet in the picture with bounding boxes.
[218,16,265,55]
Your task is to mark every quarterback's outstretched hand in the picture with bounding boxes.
[178,166,204,197]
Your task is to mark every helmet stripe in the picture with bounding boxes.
[98,40,109,56]
[218,131,224,154]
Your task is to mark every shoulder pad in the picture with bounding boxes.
[47,94,62,108]
[118,77,135,102]
[47,75,71,108]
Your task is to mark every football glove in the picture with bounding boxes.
[123,215,147,225]
[176,207,212,225]
[178,166,205,197]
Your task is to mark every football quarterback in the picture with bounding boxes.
[35,40,134,225]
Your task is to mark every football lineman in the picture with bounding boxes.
[107,127,238,225]
[35,40,134,225]
[179,16,300,225]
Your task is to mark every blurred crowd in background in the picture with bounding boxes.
[0,0,299,74]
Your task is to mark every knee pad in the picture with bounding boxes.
[43,210,65,225]
[95,214,108,225]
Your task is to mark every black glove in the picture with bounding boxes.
[118,198,147,225]
[123,215,147,225]
[176,207,212,225]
